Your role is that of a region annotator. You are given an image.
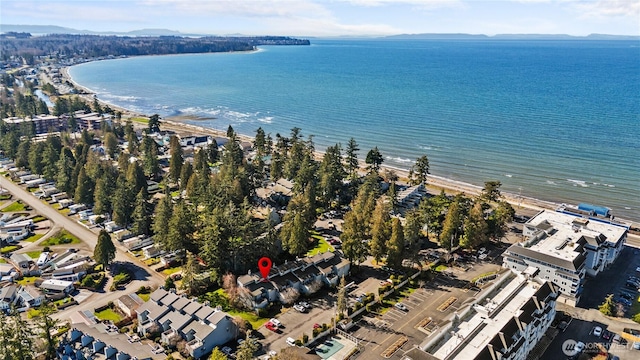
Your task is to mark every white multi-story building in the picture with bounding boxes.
[417,272,559,360]
[502,210,627,306]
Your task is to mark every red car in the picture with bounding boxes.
[265,322,278,332]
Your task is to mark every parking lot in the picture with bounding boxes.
[579,246,640,316]
[541,316,640,360]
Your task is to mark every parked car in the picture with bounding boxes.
[222,346,233,356]
[265,322,278,332]
[293,304,306,313]
[270,318,282,328]
[395,303,409,312]
[299,301,311,310]
[286,337,297,347]
[592,326,603,337]
[602,331,613,341]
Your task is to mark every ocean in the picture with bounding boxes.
[68,39,640,221]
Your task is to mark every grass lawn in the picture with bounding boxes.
[25,250,42,258]
[0,259,6,263]
[434,265,448,272]
[130,117,149,124]
[58,208,70,215]
[138,293,150,302]
[40,230,81,246]
[32,215,47,223]
[0,245,20,254]
[95,308,122,322]
[162,266,181,275]
[17,276,39,286]
[226,309,270,329]
[23,233,45,243]
[27,308,41,318]
[629,296,640,318]
[1,201,26,212]
[144,258,160,266]
[306,236,332,257]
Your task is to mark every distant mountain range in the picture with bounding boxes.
[2,25,638,40]
[384,33,640,40]
[0,24,203,37]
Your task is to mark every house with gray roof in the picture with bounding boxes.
[135,288,237,359]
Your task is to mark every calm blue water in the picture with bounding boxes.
[69,39,640,221]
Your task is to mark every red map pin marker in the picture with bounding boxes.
[258,257,272,281]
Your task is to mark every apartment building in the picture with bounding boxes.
[502,209,627,306]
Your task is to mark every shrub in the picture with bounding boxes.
[302,333,309,343]
[43,246,51,253]
[137,286,151,294]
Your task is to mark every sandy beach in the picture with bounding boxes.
[59,65,574,218]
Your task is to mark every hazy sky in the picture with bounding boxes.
[2,0,639,36]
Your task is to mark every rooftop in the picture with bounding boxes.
[432,273,557,360]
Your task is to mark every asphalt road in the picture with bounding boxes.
[0,176,165,317]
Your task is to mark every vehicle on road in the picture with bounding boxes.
[395,303,409,312]
[593,326,603,337]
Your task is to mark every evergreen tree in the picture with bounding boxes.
[280,194,312,256]
[94,230,116,268]
[93,170,116,215]
[487,201,515,241]
[410,155,430,185]
[148,114,161,133]
[131,190,151,236]
[341,209,369,265]
[167,199,196,252]
[386,218,405,269]
[481,181,502,203]
[180,161,193,191]
[152,192,173,249]
[142,136,160,178]
[55,149,75,194]
[104,131,118,158]
[181,251,200,296]
[365,146,384,174]
[254,127,267,156]
[419,190,451,240]
[74,167,94,204]
[336,276,347,316]
[41,141,62,180]
[461,201,489,250]
[208,138,219,163]
[345,137,360,180]
[126,160,148,197]
[15,139,30,168]
[28,141,45,174]
[440,196,465,251]
[168,135,183,183]
[402,210,423,267]
[318,144,346,208]
[112,175,134,227]
[370,198,391,263]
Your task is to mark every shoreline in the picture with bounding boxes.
[59,63,636,226]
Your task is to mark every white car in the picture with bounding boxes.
[395,303,409,312]
[270,318,282,328]
[293,304,306,313]
[286,337,296,347]
[593,326,603,337]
